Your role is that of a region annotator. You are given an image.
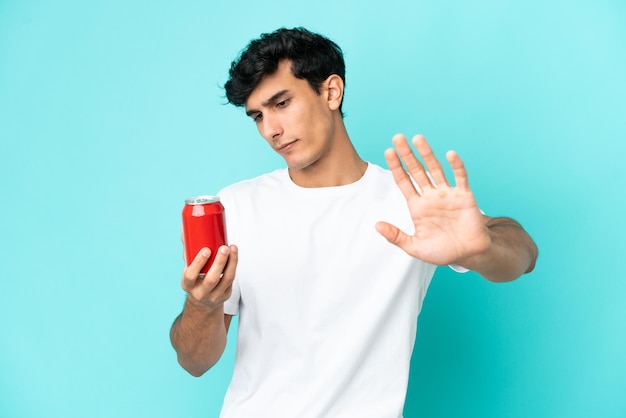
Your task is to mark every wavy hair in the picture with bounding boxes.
[224,27,346,116]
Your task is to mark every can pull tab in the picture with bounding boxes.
[191,205,206,217]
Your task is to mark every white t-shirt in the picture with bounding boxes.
[218,163,438,418]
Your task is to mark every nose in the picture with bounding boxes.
[260,115,282,140]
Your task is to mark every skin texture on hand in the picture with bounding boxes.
[376,133,490,266]
[376,134,537,281]
[181,245,238,308]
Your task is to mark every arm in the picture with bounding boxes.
[458,216,538,282]
[376,134,538,282]
[170,245,238,377]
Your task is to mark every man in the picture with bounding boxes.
[170,27,538,417]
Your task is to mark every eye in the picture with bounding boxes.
[252,113,262,123]
[276,99,290,108]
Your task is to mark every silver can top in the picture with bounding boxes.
[185,195,220,205]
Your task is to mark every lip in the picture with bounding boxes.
[276,140,298,153]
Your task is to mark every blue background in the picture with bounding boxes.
[1,0,624,417]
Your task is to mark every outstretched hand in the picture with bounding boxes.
[376,134,491,267]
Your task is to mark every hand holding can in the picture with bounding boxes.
[182,196,228,278]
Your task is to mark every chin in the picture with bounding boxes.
[283,151,323,171]
[284,158,311,171]
[288,162,317,172]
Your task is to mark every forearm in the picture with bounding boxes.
[463,217,538,282]
[170,295,228,377]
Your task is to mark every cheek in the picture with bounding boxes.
[285,98,332,138]
[301,105,332,133]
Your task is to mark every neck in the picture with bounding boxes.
[288,122,367,188]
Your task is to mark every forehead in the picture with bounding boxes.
[245,61,309,110]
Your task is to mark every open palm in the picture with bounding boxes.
[376,134,491,267]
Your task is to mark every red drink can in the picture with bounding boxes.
[182,196,227,278]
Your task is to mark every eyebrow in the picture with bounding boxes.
[246,89,290,117]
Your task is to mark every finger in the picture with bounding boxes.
[221,245,238,281]
[384,148,421,199]
[391,133,432,191]
[375,221,413,252]
[181,247,211,291]
[446,150,470,189]
[214,244,238,295]
[412,134,450,187]
[199,245,231,293]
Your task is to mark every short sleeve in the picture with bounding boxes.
[223,278,240,315]
[449,264,470,273]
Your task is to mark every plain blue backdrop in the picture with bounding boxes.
[1,0,624,417]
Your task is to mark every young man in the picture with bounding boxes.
[170,27,538,417]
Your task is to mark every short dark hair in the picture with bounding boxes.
[224,27,346,115]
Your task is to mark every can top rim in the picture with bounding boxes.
[185,195,220,205]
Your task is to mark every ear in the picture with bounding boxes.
[324,74,344,111]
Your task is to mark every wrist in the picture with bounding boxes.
[185,293,224,316]
[453,244,493,273]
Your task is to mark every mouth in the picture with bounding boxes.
[276,140,298,153]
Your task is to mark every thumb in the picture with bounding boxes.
[376,221,410,249]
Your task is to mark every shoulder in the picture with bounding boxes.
[218,169,287,199]
[362,162,404,199]
[366,162,395,183]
